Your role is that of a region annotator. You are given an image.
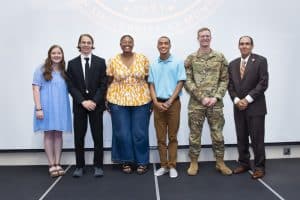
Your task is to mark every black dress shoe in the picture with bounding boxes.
[252,170,265,179]
[233,165,251,174]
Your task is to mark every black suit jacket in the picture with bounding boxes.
[228,53,268,116]
[67,54,107,113]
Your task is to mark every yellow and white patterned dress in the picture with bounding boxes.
[106,53,151,106]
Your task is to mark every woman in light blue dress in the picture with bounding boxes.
[32,45,72,177]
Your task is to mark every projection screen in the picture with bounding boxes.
[0,0,299,149]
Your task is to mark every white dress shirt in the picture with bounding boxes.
[234,55,254,104]
[80,54,92,79]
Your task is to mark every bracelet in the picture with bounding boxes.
[36,108,43,111]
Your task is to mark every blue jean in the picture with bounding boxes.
[109,102,151,165]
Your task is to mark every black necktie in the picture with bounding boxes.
[84,57,90,91]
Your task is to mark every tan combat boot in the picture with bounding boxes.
[187,157,199,176]
[216,158,232,175]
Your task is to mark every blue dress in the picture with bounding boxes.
[33,66,72,133]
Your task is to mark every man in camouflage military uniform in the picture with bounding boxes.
[184,27,232,176]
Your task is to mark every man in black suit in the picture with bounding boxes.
[67,34,107,177]
[228,36,268,179]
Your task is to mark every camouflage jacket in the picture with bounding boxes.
[184,49,229,108]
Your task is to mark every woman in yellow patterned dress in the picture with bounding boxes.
[107,35,151,174]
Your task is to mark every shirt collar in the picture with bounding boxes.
[81,54,92,61]
[241,54,250,64]
[158,54,173,63]
[196,49,216,59]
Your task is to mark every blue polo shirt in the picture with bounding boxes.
[148,55,186,99]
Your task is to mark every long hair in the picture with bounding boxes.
[77,33,95,51]
[43,45,67,81]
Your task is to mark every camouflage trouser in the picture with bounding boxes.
[188,107,225,159]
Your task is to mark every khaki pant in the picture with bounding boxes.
[154,99,181,168]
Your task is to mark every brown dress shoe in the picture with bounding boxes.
[233,165,250,174]
[252,170,265,179]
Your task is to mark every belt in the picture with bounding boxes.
[156,96,179,103]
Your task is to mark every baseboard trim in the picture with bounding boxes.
[0,145,299,165]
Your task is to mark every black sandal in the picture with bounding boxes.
[122,164,133,174]
[136,165,148,175]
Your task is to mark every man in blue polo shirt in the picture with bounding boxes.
[148,36,186,178]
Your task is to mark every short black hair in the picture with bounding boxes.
[158,36,171,45]
[120,34,134,43]
[239,36,254,45]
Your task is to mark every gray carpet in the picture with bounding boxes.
[157,161,277,200]
[1,159,299,200]
[45,165,156,200]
